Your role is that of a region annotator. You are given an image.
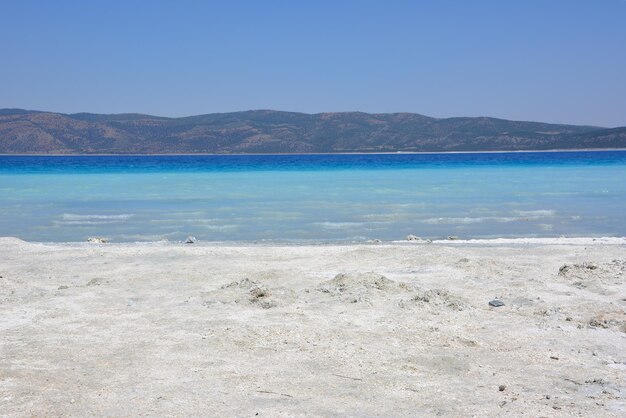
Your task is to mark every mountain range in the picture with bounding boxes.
[1,109,624,154]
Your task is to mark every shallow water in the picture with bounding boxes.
[1,152,625,242]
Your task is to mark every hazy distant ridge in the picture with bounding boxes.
[1,109,624,154]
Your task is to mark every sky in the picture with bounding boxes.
[1,0,625,127]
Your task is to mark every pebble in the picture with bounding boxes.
[499,384,506,391]
[489,299,505,307]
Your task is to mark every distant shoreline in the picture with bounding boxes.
[3,236,625,246]
[2,148,626,157]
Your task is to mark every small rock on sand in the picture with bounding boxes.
[489,299,505,307]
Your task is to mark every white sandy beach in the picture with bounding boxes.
[1,237,625,416]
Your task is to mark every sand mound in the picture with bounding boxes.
[398,288,468,311]
[587,311,626,332]
[558,259,626,294]
[558,262,600,278]
[202,278,295,309]
[316,272,415,304]
[559,259,626,279]
[0,237,29,246]
[315,272,467,310]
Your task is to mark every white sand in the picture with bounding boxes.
[1,237,624,416]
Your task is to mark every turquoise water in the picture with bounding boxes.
[1,152,625,242]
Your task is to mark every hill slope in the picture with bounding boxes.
[0,109,623,153]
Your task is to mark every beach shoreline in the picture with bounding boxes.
[1,237,624,416]
[8,235,626,247]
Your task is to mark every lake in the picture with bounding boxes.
[1,151,625,242]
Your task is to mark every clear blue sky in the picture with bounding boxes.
[1,0,625,127]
